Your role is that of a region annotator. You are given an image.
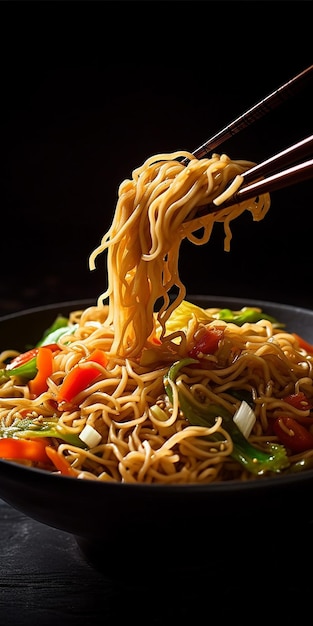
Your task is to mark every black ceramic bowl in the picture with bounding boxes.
[1,295,313,568]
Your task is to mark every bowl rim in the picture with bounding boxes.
[1,293,312,322]
[1,453,313,493]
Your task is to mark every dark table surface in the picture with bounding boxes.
[1,493,313,626]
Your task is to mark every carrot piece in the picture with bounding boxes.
[0,438,50,464]
[57,349,108,404]
[29,346,54,396]
[45,446,77,476]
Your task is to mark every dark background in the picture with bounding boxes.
[1,1,312,317]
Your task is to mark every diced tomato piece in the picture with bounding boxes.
[283,391,313,411]
[273,416,313,453]
[188,327,224,358]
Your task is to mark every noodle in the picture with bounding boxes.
[89,151,270,357]
[1,150,313,484]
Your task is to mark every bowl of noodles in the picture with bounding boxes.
[1,295,313,568]
[1,150,313,568]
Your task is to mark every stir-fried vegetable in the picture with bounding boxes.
[188,327,224,358]
[79,423,102,447]
[36,315,76,346]
[28,346,55,396]
[158,300,212,337]
[273,416,313,453]
[283,391,313,411]
[0,318,108,463]
[57,349,108,405]
[3,344,58,381]
[232,400,256,438]
[164,358,290,476]
[0,438,51,464]
[1,315,77,384]
[0,437,78,475]
[211,307,284,327]
[160,300,284,336]
[0,416,85,448]
[45,446,77,476]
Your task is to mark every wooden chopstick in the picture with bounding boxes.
[183,64,313,164]
[191,135,313,218]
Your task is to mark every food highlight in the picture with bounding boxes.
[1,150,313,483]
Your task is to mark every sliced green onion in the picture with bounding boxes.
[79,424,102,448]
[149,404,169,421]
[233,401,256,438]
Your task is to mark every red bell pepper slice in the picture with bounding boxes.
[29,346,55,397]
[57,348,108,405]
[0,438,50,464]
